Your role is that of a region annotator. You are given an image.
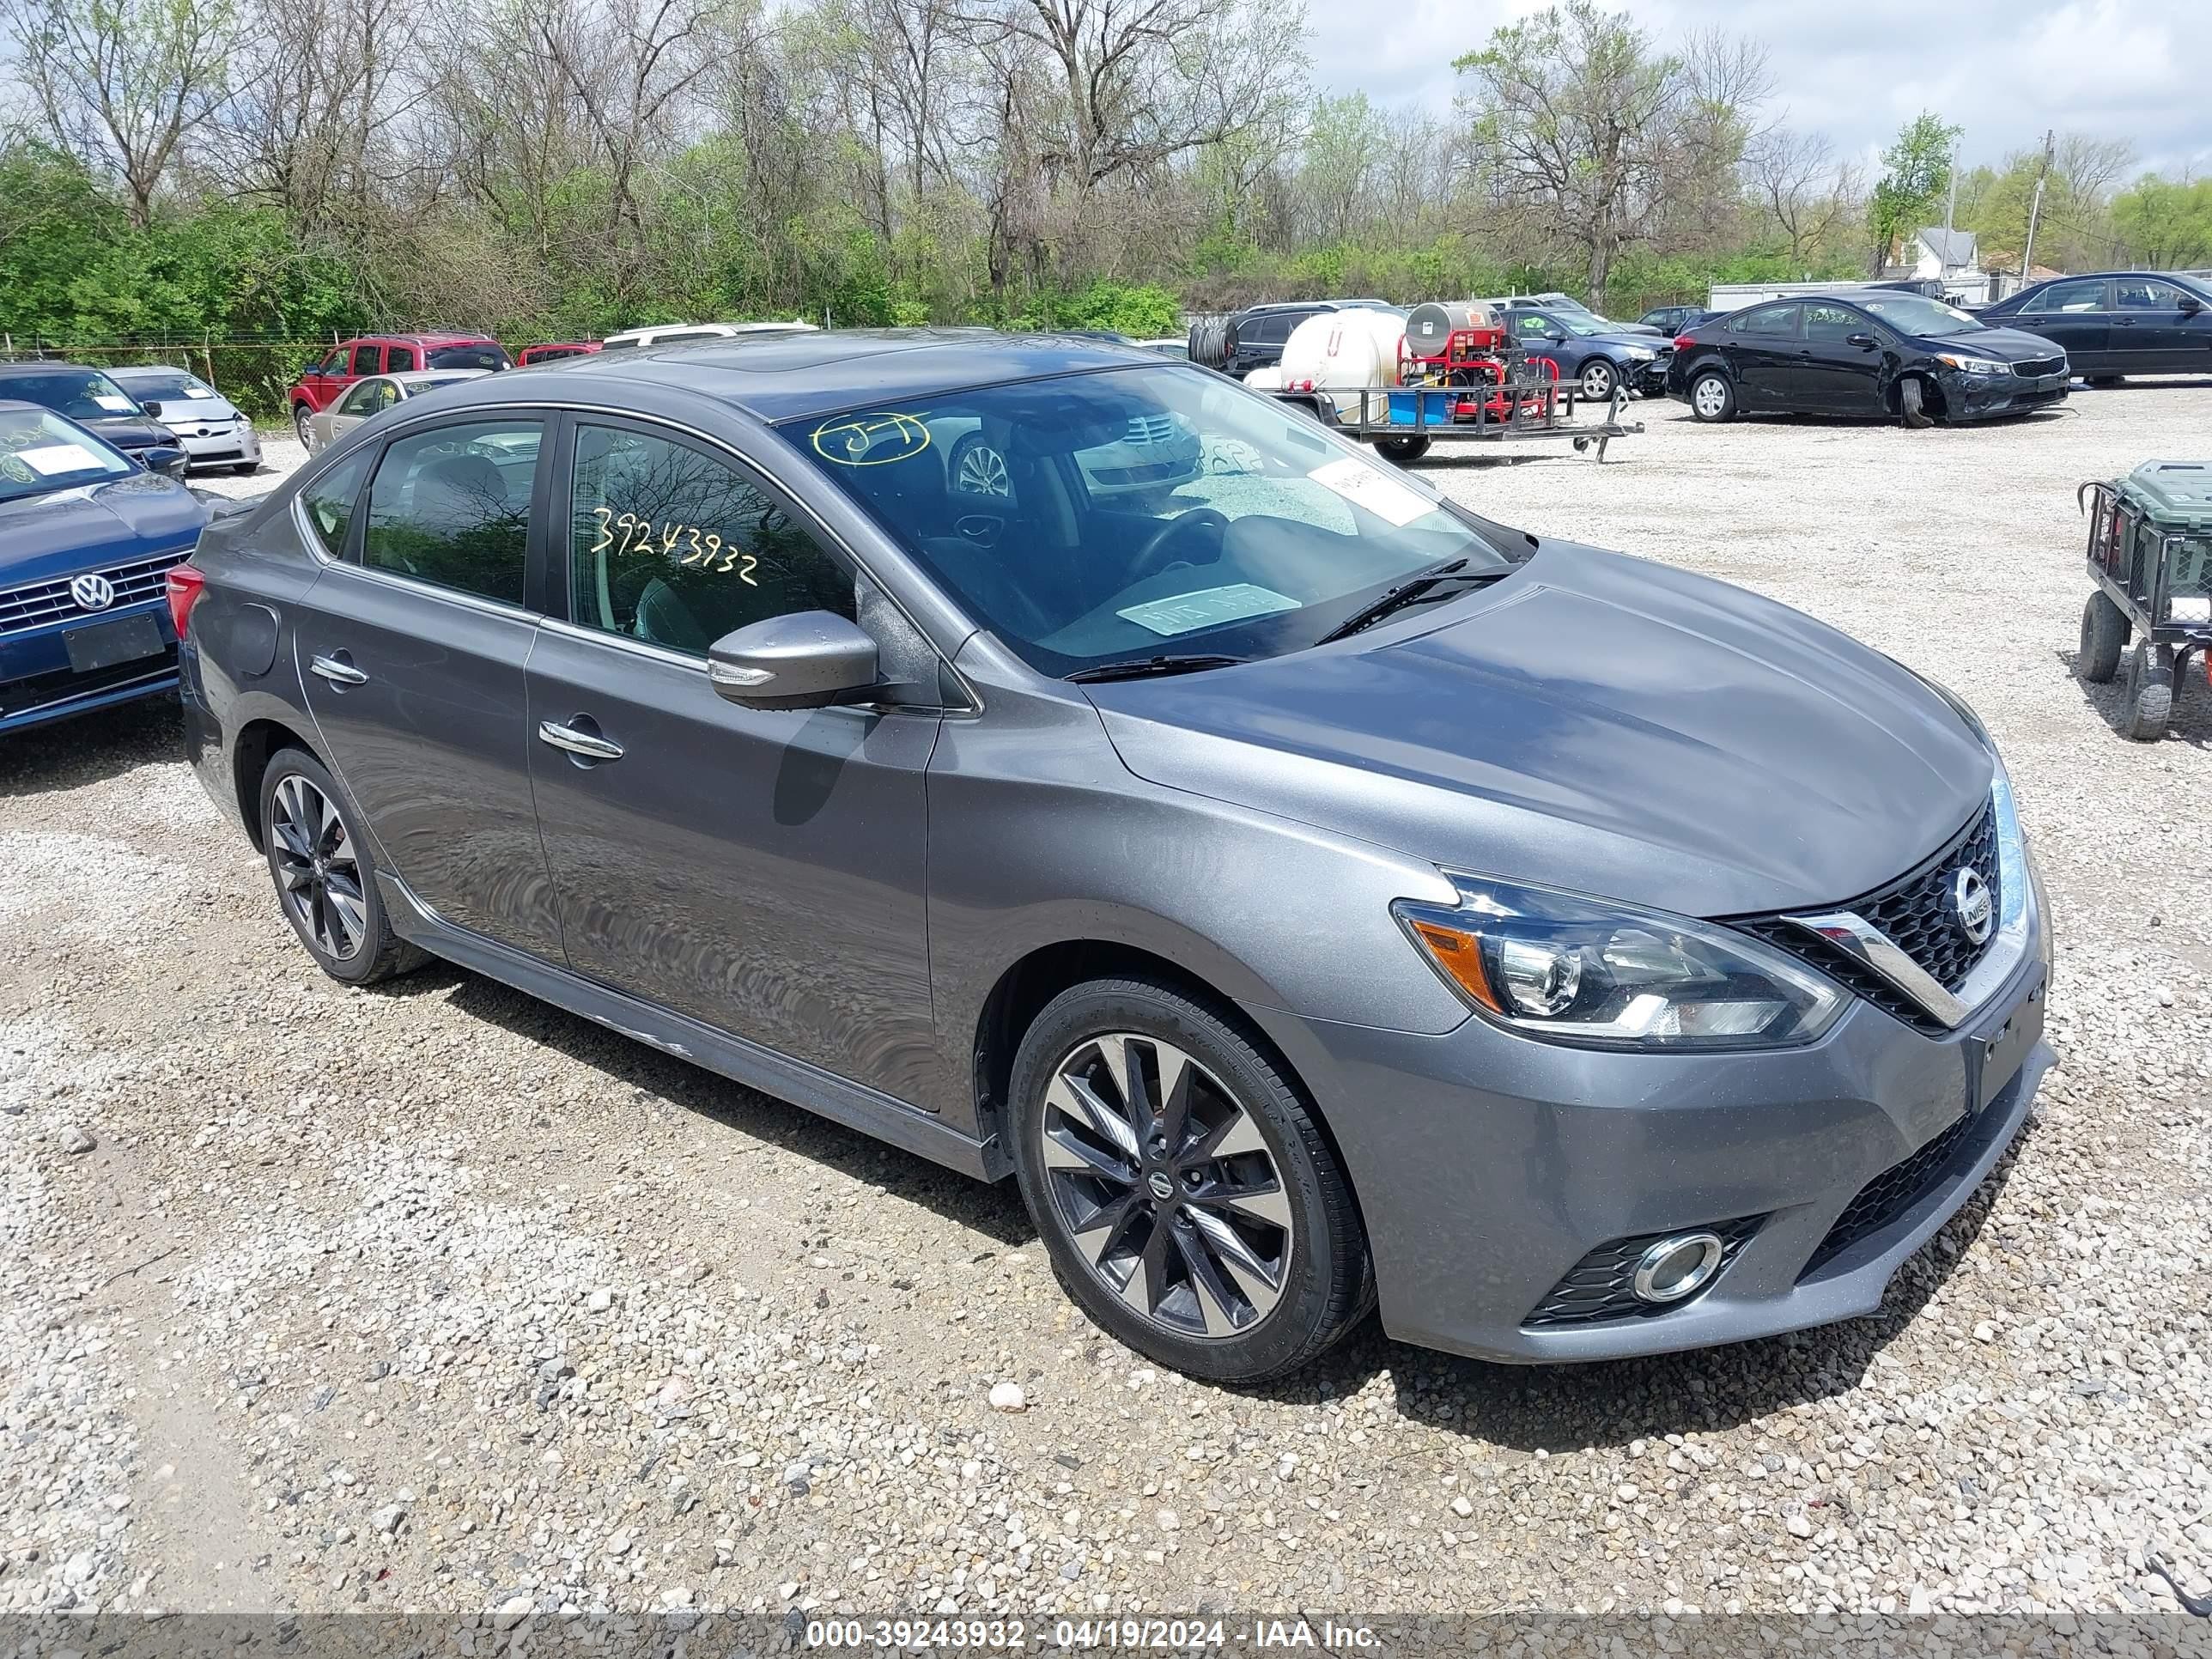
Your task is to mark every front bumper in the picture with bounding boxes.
[1628,357,1670,396]
[170,422,263,467]
[0,600,179,734]
[1942,368,2069,420]
[1243,871,2051,1363]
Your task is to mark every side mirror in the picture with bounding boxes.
[2179,295,2204,316]
[708,611,880,710]
[141,400,163,418]
[1844,332,1878,349]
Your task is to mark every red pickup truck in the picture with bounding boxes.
[287,334,512,446]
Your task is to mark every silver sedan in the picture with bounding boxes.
[307,370,489,454]
[106,364,264,475]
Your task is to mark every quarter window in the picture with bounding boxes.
[567,423,854,655]
[362,420,543,605]
[300,453,370,557]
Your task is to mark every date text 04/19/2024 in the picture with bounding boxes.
[804,1619,1381,1650]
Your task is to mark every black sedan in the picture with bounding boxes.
[1975,270,2212,381]
[1638,305,1714,335]
[1666,293,2069,427]
[0,362,190,477]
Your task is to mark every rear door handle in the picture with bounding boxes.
[538,719,624,762]
[309,653,368,687]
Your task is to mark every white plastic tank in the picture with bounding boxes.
[1276,307,1406,418]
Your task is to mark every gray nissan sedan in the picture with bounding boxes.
[174,331,2051,1382]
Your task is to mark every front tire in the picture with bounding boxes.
[1688,371,1735,422]
[258,748,425,985]
[1578,360,1617,401]
[1899,375,1934,428]
[1007,977,1371,1382]
[2077,592,2127,683]
[2121,642,2172,741]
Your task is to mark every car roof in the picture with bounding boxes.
[106,363,196,378]
[417,329,1168,424]
[0,361,101,377]
[386,368,492,387]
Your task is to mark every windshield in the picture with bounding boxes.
[118,372,219,402]
[425,343,511,370]
[1858,294,1984,336]
[0,405,136,503]
[783,366,1520,677]
[0,368,144,422]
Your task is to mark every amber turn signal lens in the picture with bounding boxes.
[1406,917,1503,1012]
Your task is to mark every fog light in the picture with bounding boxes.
[1631,1232,1724,1304]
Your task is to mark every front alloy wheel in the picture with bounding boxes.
[1038,1033,1291,1340]
[1579,360,1617,401]
[1008,977,1371,1382]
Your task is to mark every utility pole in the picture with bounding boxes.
[1943,137,1958,237]
[2020,129,2055,280]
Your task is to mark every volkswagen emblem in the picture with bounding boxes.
[1953,867,1994,945]
[69,573,116,611]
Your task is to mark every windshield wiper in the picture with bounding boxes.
[1316,559,1505,644]
[1066,653,1249,684]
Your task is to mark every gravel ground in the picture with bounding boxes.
[4,386,2211,1632]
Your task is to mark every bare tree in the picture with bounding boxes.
[4,0,241,225]
[1746,125,1859,265]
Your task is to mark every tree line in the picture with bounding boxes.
[3,0,2207,410]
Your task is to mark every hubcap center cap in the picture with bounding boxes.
[1146,1170,1176,1202]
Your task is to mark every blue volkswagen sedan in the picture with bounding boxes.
[0,400,212,734]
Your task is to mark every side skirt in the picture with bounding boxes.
[377,872,1008,1182]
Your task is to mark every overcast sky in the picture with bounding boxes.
[1309,0,2209,179]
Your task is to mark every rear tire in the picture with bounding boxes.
[258,747,426,985]
[1688,371,1735,423]
[2077,592,2127,683]
[1375,435,1431,463]
[1899,375,1934,428]
[1006,976,1371,1383]
[2121,643,2172,742]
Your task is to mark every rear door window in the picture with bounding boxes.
[299,453,370,557]
[349,343,383,375]
[386,344,419,371]
[362,419,544,606]
[2037,279,2106,313]
[1730,303,1802,338]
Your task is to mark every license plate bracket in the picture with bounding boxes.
[1969,969,2045,1115]
[63,612,165,674]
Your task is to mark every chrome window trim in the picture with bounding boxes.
[304,538,542,628]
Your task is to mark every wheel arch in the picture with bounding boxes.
[232,715,323,852]
[969,939,1370,1245]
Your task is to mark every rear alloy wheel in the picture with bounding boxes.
[259,748,424,985]
[1688,372,1735,423]
[1578,360,1618,401]
[1008,978,1370,1382]
[2077,591,2127,684]
[949,434,1012,500]
[2120,641,2172,742]
[1375,434,1431,463]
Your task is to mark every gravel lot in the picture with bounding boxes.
[4,388,2211,1632]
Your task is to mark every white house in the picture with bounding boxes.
[1911,228,1979,279]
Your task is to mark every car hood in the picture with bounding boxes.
[1585,331,1665,351]
[1085,542,1993,919]
[156,396,244,425]
[0,474,209,588]
[75,414,175,451]
[1923,327,2064,362]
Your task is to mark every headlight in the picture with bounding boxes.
[1394,878,1844,1050]
[1620,345,1656,359]
[1936,353,2010,376]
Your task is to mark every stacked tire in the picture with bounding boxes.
[1188,317,1229,371]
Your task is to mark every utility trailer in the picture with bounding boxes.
[1273,376,1642,463]
[2075,459,2212,741]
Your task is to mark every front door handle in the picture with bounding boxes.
[538,719,624,762]
[310,653,368,687]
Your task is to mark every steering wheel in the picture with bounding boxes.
[1128,507,1231,583]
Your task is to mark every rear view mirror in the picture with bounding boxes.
[708,611,880,710]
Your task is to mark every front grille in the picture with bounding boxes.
[1123,415,1180,446]
[0,547,193,637]
[1802,1109,1977,1277]
[1734,799,1998,1033]
[1522,1215,1763,1328]
[2011,356,2065,379]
